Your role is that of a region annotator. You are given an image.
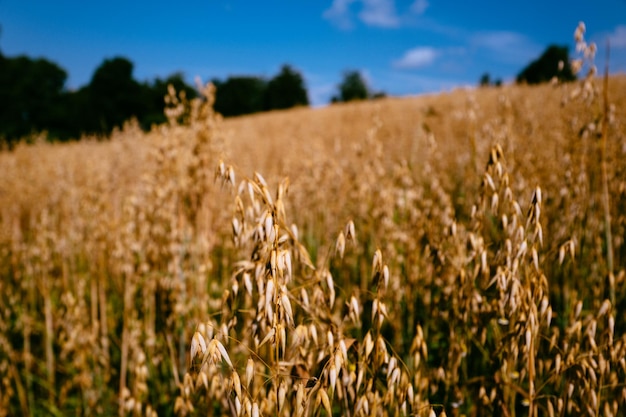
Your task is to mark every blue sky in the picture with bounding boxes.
[1,0,625,106]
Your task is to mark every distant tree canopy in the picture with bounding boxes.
[142,73,198,128]
[265,65,309,110]
[0,53,203,145]
[213,76,268,117]
[87,57,145,133]
[212,65,309,117]
[333,70,369,102]
[0,41,587,146]
[0,54,313,144]
[0,53,68,142]
[479,72,502,88]
[516,45,576,85]
[330,70,386,103]
[479,73,491,87]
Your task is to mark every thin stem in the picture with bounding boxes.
[600,40,614,304]
[43,276,55,406]
[99,251,110,381]
[9,358,29,416]
[119,272,132,416]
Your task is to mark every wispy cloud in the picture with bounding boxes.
[323,0,428,29]
[359,0,399,28]
[323,0,358,30]
[410,0,428,15]
[302,69,343,106]
[607,25,626,48]
[381,70,473,96]
[308,83,337,107]
[393,47,438,69]
[471,31,528,51]
[470,30,541,64]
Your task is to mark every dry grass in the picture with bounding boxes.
[1,43,626,416]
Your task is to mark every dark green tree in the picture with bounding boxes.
[87,57,145,133]
[140,72,197,128]
[332,70,369,103]
[213,76,267,117]
[0,53,68,144]
[264,65,309,110]
[0,52,203,144]
[516,45,576,85]
[479,72,491,87]
[62,86,94,139]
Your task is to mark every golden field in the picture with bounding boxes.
[0,75,625,417]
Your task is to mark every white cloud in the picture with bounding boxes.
[471,31,527,51]
[359,0,400,28]
[323,0,358,30]
[607,25,626,48]
[410,0,428,15]
[393,47,437,69]
[308,83,337,107]
[302,69,343,106]
[323,0,428,29]
[470,31,541,64]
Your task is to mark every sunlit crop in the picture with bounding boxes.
[0,26,625,417]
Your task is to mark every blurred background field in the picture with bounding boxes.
[2,2,626,415]
[0,72,625,415]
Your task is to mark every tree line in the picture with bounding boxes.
[0,48,387,146]
[212,65,309,117]
[0,53,319,146]
[1,44,577,145]
[479,44,576,87]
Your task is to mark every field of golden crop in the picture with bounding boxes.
[0,73,625,417]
